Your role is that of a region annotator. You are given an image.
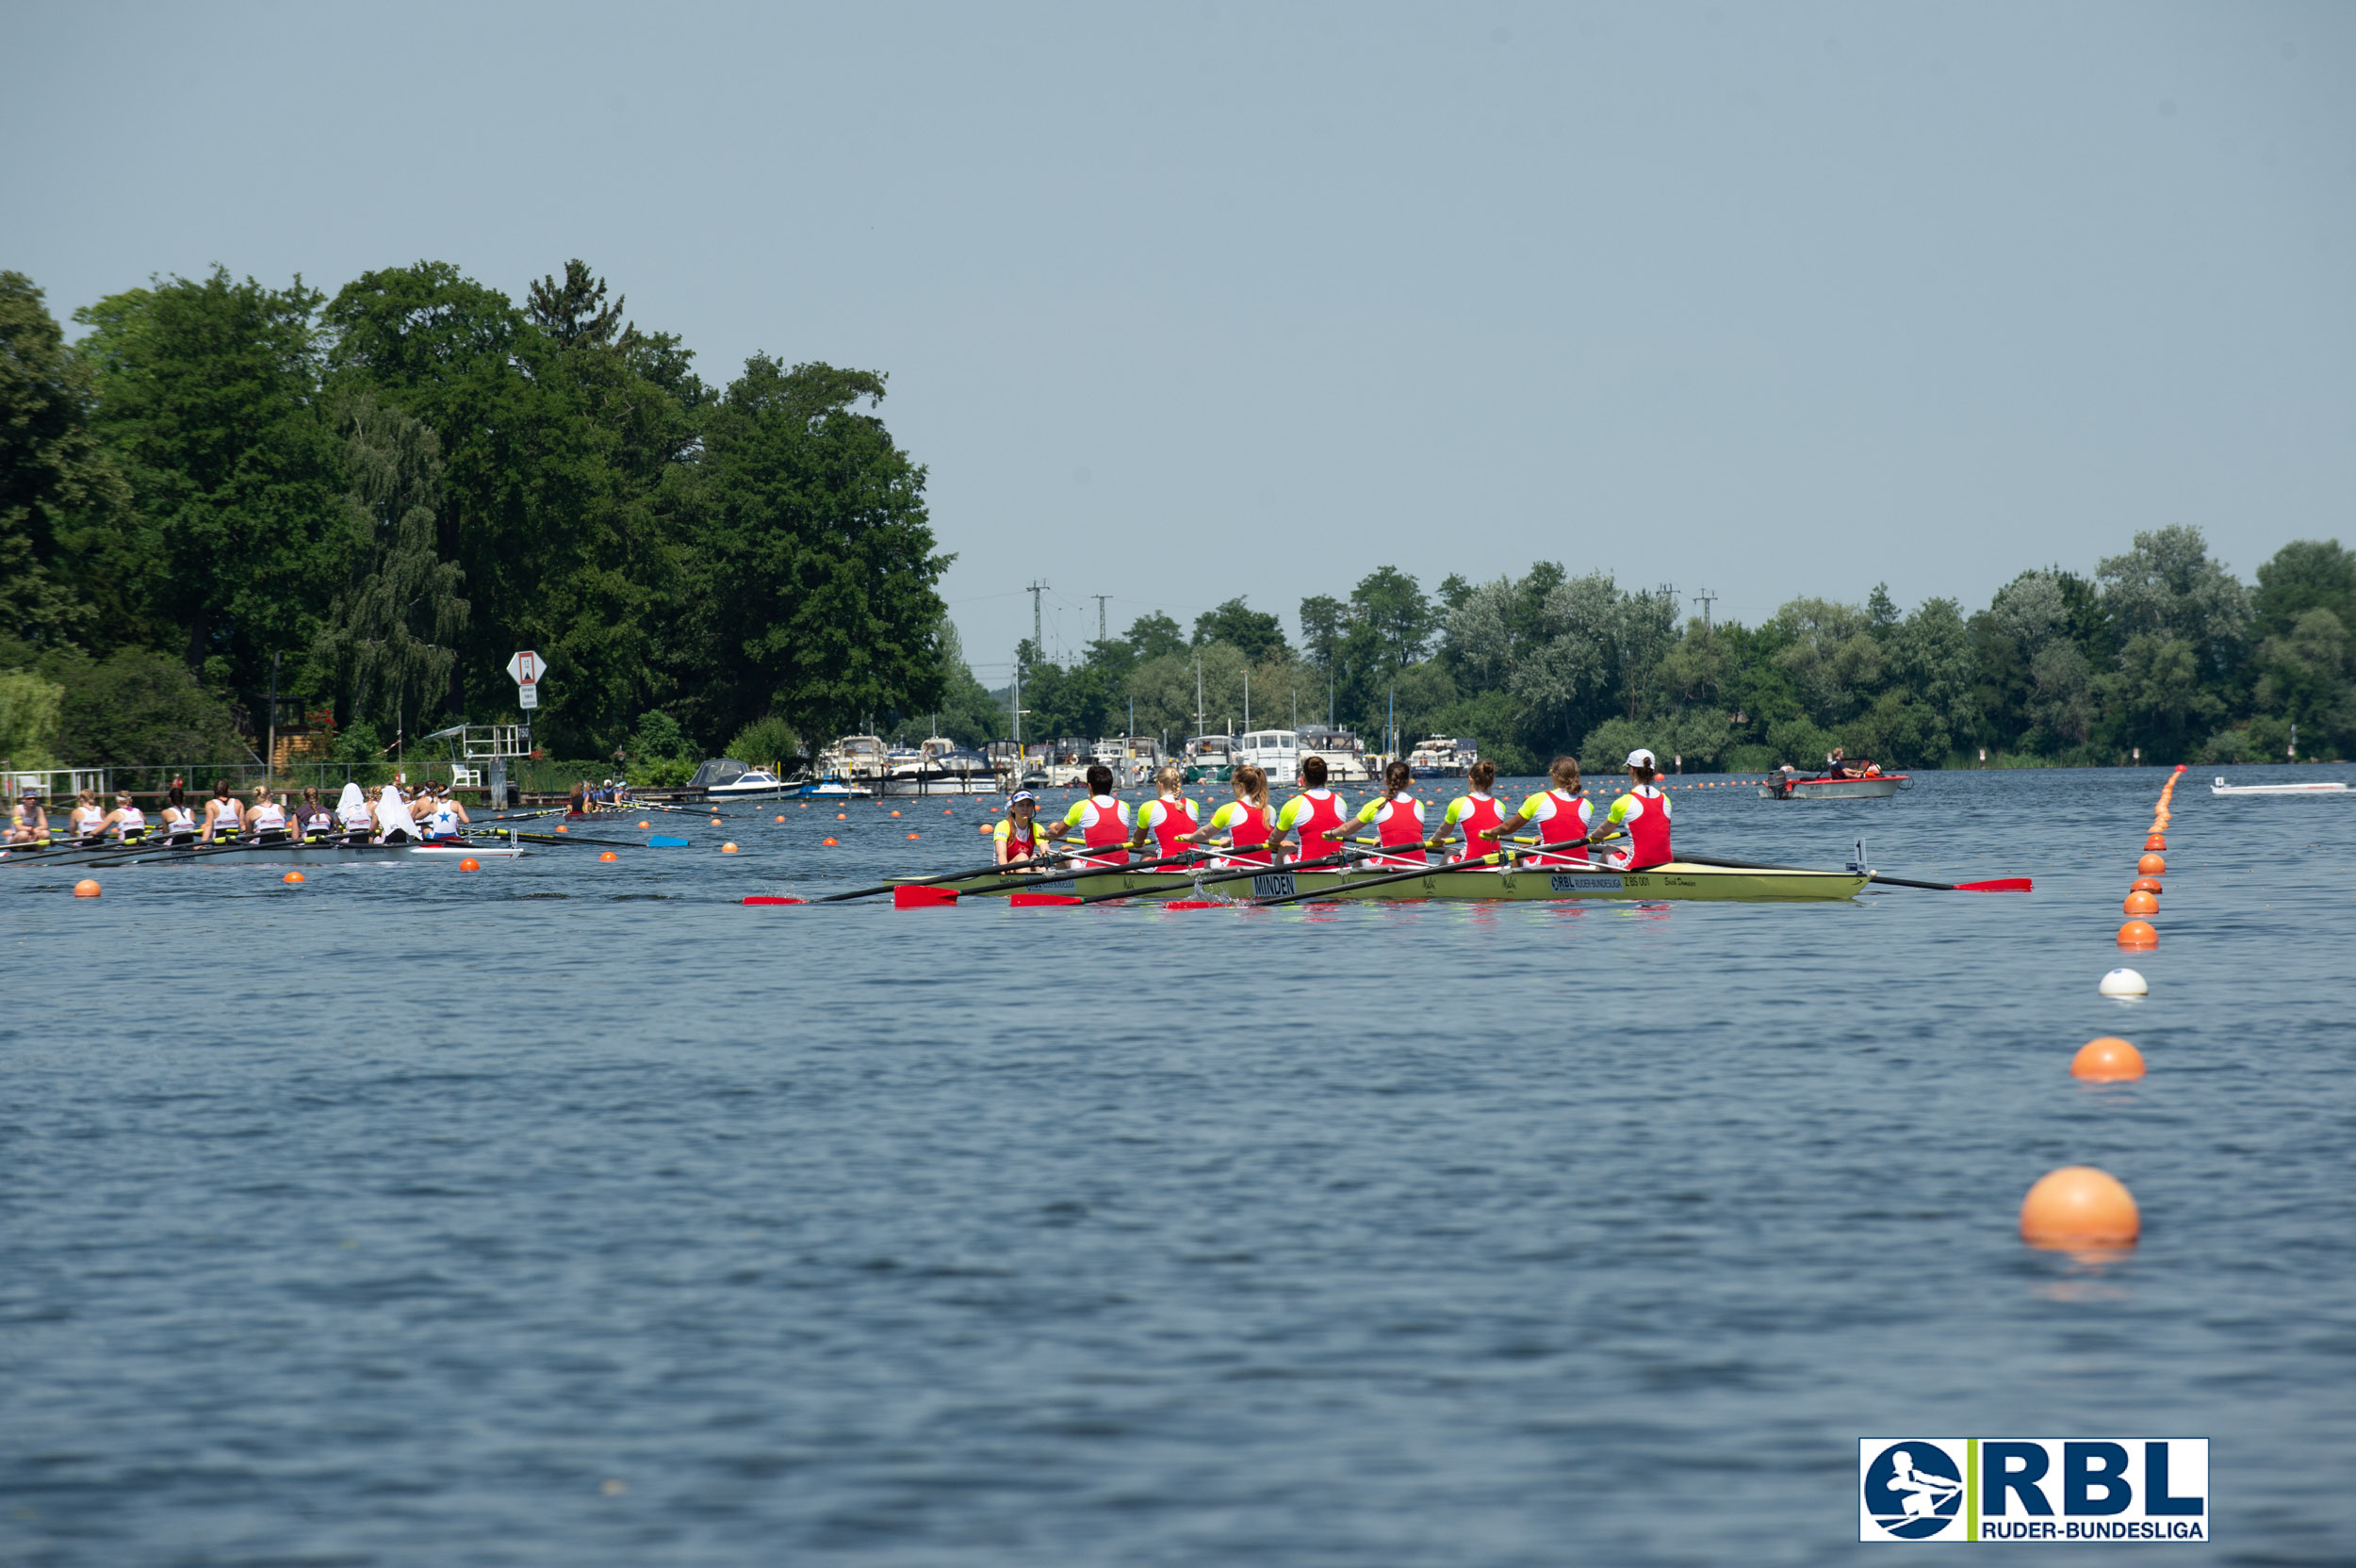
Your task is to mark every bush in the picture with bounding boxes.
[0,669,64,767]
[727,715,800,771]
[52,649,242,766]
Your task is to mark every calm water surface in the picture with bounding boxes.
[4,768,2352,1565]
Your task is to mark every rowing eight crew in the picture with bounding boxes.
[9,780,474,848]
[986,748,1673,873]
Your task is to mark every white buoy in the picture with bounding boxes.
[2099,967,2149,997]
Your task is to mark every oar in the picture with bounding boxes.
[811,847,1097,904]
[508,829,648,849]
[955,844,1235,897]
[1072,846,1370,905]
[1673,852,2030,892]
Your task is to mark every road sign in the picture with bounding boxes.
[518,683,540,710]
[506,650,546,685]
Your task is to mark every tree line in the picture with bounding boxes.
[5,264,2350,780]
[985,534,2354,773]
[2,263,949,781]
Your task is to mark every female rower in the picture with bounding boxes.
[1127,764,1201,863]
[1183,764,1274,867]
[374,783,421,843]
[1267,755,1349,866]
[418,784,466,841]
[247,788,291,841]
[159,787,199,843]
[335,781,373,840]
[567,780,590,818]
[293,787,334,840]
[68,789,106,843]
[993,790,1048,867]
[1042,764,1131,868]
[1340,760,1429,868]
[201,780,242,842]
[1600,747,1674,870]
[1432,760,1508,864]
[101,791,148,842]
[1481,756,1595,868]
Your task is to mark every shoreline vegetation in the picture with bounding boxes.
[3,265,2350,785]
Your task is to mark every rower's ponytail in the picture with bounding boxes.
[1383,759,1412,798]
[1468,759,1496,792]
[1234,764,1268,808]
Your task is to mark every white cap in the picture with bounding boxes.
[1624,747,1657,769]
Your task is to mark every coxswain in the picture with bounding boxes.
[1481,756,1595,868]
[1042,763,1131,867]
[335,781,373,840]
[159,787,199,843]
[1127,764,1201,863]
[1432,760,1508,864]
[993,790,1050,867]
[201,780,242,842]
[68,788,106,843]
[101,791,147,842]
[1601,748,1675,870]
[1341,760,1428,867]
[1183,764,1274,867]
[1267,754,1350,866]
[247,787,290,841]
[8,789,47,844]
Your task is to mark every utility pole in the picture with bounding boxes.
[1194,650,1204,739]
[1093,594,1110,645]
[1695,584,1717,637]
[265,649,281,788]
[1027,580,1050,651]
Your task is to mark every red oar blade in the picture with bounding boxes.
[1008,892,1082,906]
[1955,877,2033,892]
[1163,900,1226,909]
[743,895,806,905]
[892,885,959,908]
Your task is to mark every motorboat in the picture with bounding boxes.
[691,758,796,801]
[1406,735,1479,779]
[1298,727,1374,784]
[1182,734,1235,785]
[883,737,1000,795]
[2210,776,2348,796]
[1759,770,1909,800]
[1233,729,1302,786]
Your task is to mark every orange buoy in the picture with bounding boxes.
[2071,1037,2146,1081]
[2136,853,2166,875]
[836,812,847,820]
[2123,890,2157,917]
[2117,919,2158,948]
[639,820,652,828]
[2020,1165,2140,1248]
[599,850,618,861]
[907,831,920,839]
[283,871,305,884]
[711,818,722,826]
[822,837,838,846]
[72,878,100,898]
[775,815,786,823]
[459,857,481,871]
[891,809,901,817]
[942,808,953,814]
[978,825,990,834]
[2131,875,2162,894]
[555,825,567,833]
[2144,835,2166,852]
[722,841,738,853]
[799,804,808,809]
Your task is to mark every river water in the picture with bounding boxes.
[4,767,2352,1565]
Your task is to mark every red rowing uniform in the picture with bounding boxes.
[1140,795,1199,860]
[1279,789,1348,864]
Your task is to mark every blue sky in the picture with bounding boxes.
[6,2,2349,680]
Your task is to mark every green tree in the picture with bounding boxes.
[0,667,63,765]
[1192,596,1288,661]
[49,647,241,765]
[1121,611,1186,662]
[684,356,948,765]
[76,268,345,702]
[1,272,131,650]
[311,393,467,741]
[2252,539,2355,640]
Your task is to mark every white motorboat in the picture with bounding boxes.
[2211,776,2348,796]
[1406,735,1478,779]
[1298,727,1374,784]
[1233,729,1302,785]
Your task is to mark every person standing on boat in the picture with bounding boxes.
[1127,765,1201,862]
[993,791,1051,867]
[159,787,199,843]
[248,787,290,841]
[1184,764,1275,868]
[1481,756,1595,868]
[1433,760,1509,864]
[1268,755,1350,866]
[1340,760,1429,868]
[1043,764,1131,867]
[1601,748,1675,870]
[101,791,147,842]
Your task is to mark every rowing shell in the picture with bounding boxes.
[102,840,528,866]
[924,859,1868,903]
